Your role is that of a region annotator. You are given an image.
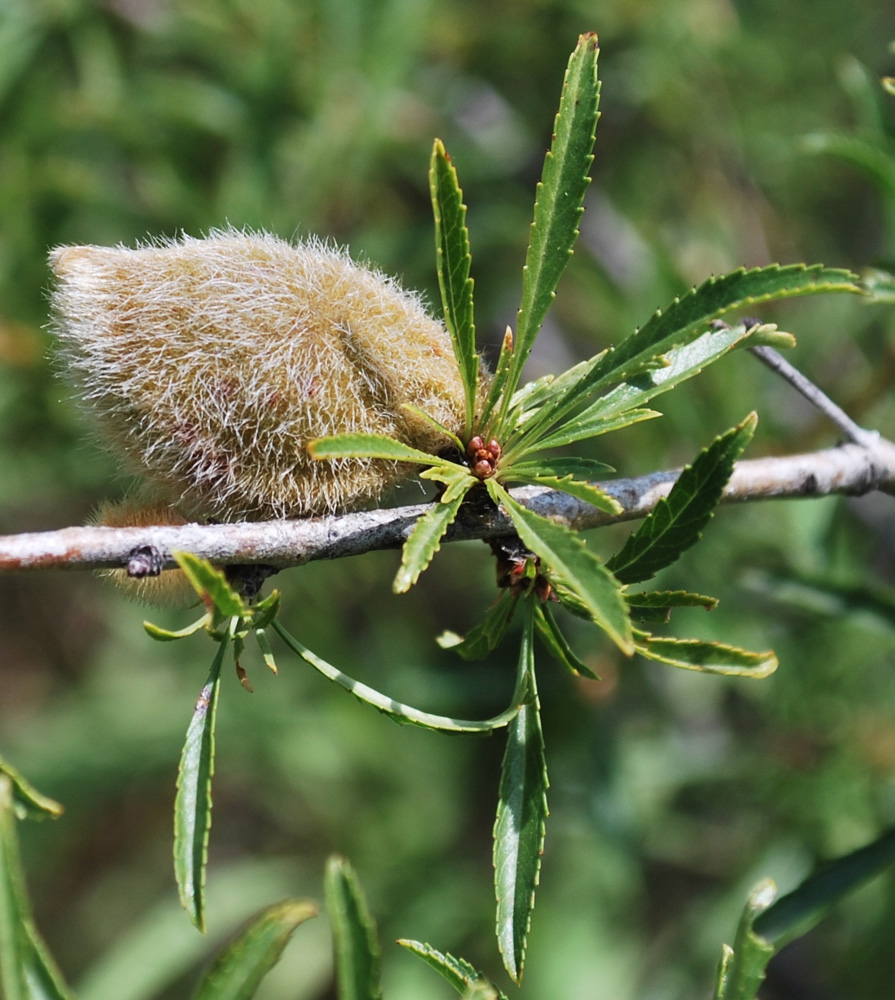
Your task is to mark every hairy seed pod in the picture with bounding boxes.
[50,229,480,522]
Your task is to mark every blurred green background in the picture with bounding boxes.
[3,0,895,997]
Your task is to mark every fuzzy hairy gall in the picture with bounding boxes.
[50,229,474,522]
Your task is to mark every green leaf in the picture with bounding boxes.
[633,631,777,678]
[394,491,468,593]
[437,589,518,661]
[533,603,599,679]
[504,457,615,480]
[479,326,516,432]
[397,940,508,1000]
[254,628,278,674]
[418,463,475,502]
[249,591,281,632]
[272,620,523,733]
[143,614,211,642]
[493,603,548,984]
[0,757,63,822]
[506,471,621,515]
[487,480,633,654]
[625,589,718,624]
[522,406,661,452]
[0,777,74,1000]
[607,415,757,584]
[325,856,381,1000]
[190,899,318,1000]
[431,139,478,434]
[530,321,758,442]
[506,33,600,407]
[174,553,245,617]
[752,827,895,949]
[400,403,465,454]
[307,432,443,465]
[174,637,228,932]
[714,881,777,1000]
[543,266,860,421]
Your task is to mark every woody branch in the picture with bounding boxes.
[2,435,894,575]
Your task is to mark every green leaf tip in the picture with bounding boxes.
[190,899,318,1000]
[0,756,64,821]
[398,939,508,999]
[325,855,382,1000]
[501,28,601,416]
[430,138,479,436]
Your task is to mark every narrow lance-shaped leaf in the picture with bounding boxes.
[508,321,757,453]
[190,900,318,1000]
[272,620,523,734]
[543,265,860,425]
[533,603,599,679]
[493,602,548,983]
[431,140,478,435]
[175,637,228,932]
[394,490,468,593]
[308,432,450,466]
[487,479,633,654]
[503,33,601,411]
[607,414,757,585]
[174,552,245,617]
[325,856,382,1000]
[397,940,508,1000]
[0,756,64,822]
[633,631,777,678]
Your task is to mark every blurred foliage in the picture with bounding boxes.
[3,0,895,997]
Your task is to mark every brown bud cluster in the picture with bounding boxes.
[467,435,501,479]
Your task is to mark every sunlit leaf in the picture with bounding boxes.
[175,638,228,932]
[506,471,621,514]
[190,900,318,1000]
[325,856,381,1000]
[272,621,522,733]
[431,139,478,434]
[307,433,442,465]
[607,415,757,584]
[398,940,508,1000]
[0,757,63,822]
[143,614,210,642]
[174,553,244,617]
[633,630,777,678]
[503,33,601,409]
[539,266,860,425]
[625,589,718,624]
[493,604,548,984]
[394,491,467,593]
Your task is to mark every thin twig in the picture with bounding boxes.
[1,437,894,575]
[750,344,879,447]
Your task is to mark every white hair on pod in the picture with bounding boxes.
[50,228,481,522]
